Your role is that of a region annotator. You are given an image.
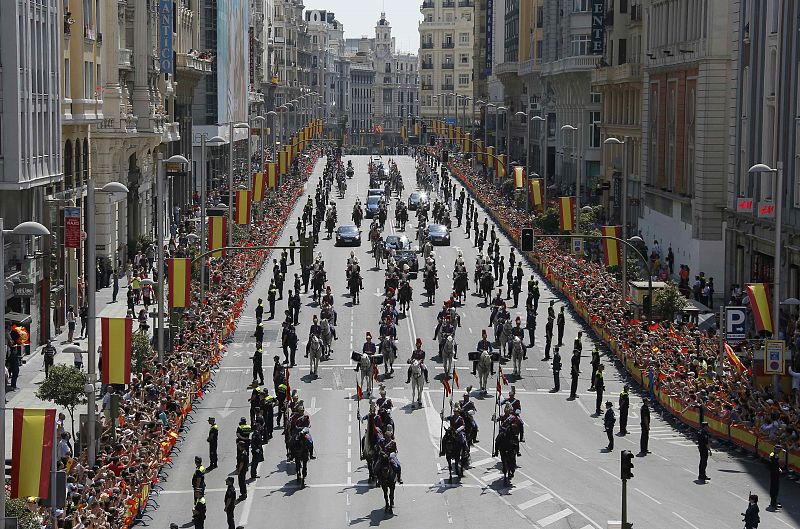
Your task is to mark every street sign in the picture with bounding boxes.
[520,228,534,252]
[764,340,785,375]
[13,283,35,298]
[724,306,747,343]
[736,197,754,213]
[64,207,81,248]
[571,238,583,255]
[757,201,776,219]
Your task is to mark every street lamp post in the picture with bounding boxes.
[531,116,547,209]
[0,219,50,519]
[605,136,630,299]
[749,162,785,387]
[228,122,250,244]
[199,135,226,302]
[561,124,581,233]
[86,180,128,466]
[516,111,534,213]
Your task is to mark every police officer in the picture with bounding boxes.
[250,427,264,479]
[603,401,616,451]
[525,306,536,347]
[41,339,56,378]
[192,495,207,529]
[556,307,566,346]
[206,419,219,470]
[743,494,760,529]
[251,347,264,386]
[249,387,264,425]
[255,298,264,324]
[594,364,605,415]
[192,456,206,499]
[236,417,252,448]
[697,422,711,481]
[547,299,555,320]
[551,347,562,392]
[236,439,249,500]
[639,397,651,455]
[254,322,264,348]
[543,316,554,361]
[569,349,581,399]
[224,476,236,529]
[261,389,275,441]
[619,384,630,435]
[531,280,540,313]
[768,446,782,510]
[589,346,601,391]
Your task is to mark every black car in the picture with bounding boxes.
[426,223,450,245]
[365,195,381,218]
[335,224,362,246]
[384,235,411,251]
[395,250,419,278]
[407,191,428,211]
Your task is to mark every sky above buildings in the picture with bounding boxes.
[316,1,422,53]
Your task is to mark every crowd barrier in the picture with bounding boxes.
[446,159,800,475]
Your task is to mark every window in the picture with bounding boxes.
[64,58,70,99]
[460,53,469,64]
[589,111,601,148]
[459,74,469,85]
[571,35,590,56]
[536,6,544,27]
[574,0,590,12]
[590,91,602,104]
[459,32,469,44]
[666,82,677,190]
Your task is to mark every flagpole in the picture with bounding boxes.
[356,376,363,460]
[491,368,500,455]
[439,375,448,455]
[51,421,57,529]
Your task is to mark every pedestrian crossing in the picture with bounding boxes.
[468,454,596,528]
[590,421,697,448]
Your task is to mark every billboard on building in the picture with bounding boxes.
[486,0,494,75]
[217,0,250,124]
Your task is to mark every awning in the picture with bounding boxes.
[4,312,32,325]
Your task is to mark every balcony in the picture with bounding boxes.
[458,0,473,6]
[421,83,433,91]
[494,61,519,77]
[442,62,455,69]
[442,0,455,7]
[442,41,455,49]
[119,48,132,70]
[176,52,212,75]
[630,4,642,22]
[249,91,265,104]
[540,55,601,77]
[421,61,434,69]
[421,0,434,9]
[591,62,642,86]
[161,121,181,143]
[441,83,454,91]
[421,42,434,49]
[518,59,539,76]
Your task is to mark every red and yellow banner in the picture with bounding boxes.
[746,283,773,334]
[558,197,576,232]
[496,154,507,179]
[208,215,227,257]
[513,166,524,189]
[168,258,192,308]
[235,189,251,225]
[475,139,484,163]
[461,132,470,153]
[530,178,543,209]
[267,162,278,188]
[414,121,420,137]
[601,226,622,267]
[11,408,55,498]
[252,172,265,202]
[400,126,407,140]
[101,317,132,385]
[279,149,289,176]
[486,146,495,170]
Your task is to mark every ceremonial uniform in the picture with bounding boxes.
[697,428,710,480]
[473,337,494,375]
[768,451,781,509]
[207,422,219,469]
[619,386,630,434]
[569,351,581,399]
[406,346,429,383]
[224,480,236,529]
[551,349,562,391]
[604,405,616,450]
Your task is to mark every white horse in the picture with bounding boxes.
[379,337,396,375]
[499,320,513,356]
[357,353,374,396]
[410,360,424,407]
[320,319,333,359]
[476,351,493,394]
[509,336,524,376]
[441,335,455,376]
[308,335,322,377]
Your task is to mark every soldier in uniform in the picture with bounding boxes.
[192,456,206,499]
[619,384,630,435]
[589,346,601,391]
[255,298,264,324]
[406,338,429,383]
[525,306,536,347]
[594,364,606,415]
[768,446,782,510]
[206,418,219,470]
[697,422,711,481]
[473,329,494,375]
[251,347,264,386]
[639,397,651,455]
[556,307,566,346]
[551,347,562,392]
[603,401,616,451]
[224,476,236,529]
[499,386,524,451]
[543,316,554,361]
[569,348,581,399]
[459,388,479,443]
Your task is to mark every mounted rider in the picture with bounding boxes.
[473,329,496,375]
[374,426,403,484]
[499,386,525,451]
[375,385,395,433]
[288,400,315,460]
[511,316,526,358]
[460,388,479,443]
[322,285,335,308]
[379,315,397,341]
[320,303,338,340]
[306,315,322,358]
[443,402,468,452]
[438,316,457,358]
[493,403,523,457]
[406,337,430,383]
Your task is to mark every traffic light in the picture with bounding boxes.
[621,450,634,480]
[442,149,449,163]
[520,228,535,252]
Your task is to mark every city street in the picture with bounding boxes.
[148,155,800,529]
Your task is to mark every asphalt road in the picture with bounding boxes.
[150,155,800,529]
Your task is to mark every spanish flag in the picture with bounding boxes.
[513,166,525,189]
[486,146,495,170]
[414,121,420,137]
[400,126,407,140]
[601,226,622,267]
[279,149,289,176]
[497,154,507,179]
[462,132,470,153]
[208,215,227,257]
[168,258,192,308]
[267,162,278,188]
[530,178,543,210]
[441,377,452,397]
[101,317,132,385]
[475,140,484,164]
[724,342,747,374]
[235,189,251,225]
[252,172,266,202]
[746,283,773,334]
[559,197,576,232]
[11,408,55,498]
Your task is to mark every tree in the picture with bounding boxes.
[534,206,560,234]
[36,364,88,439]
[4,494,40,529]
[653,282,687,322]
[131,331,152,374]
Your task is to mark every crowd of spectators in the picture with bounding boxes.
[22,148,322,529]
[444,151,800,461]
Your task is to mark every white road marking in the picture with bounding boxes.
[634,487,662,505]
[534,431,553,443]
[598,467,618,480]
[673,512,702,529]
[482,470,504,482]
[347,448,351,459]
[517,493,552,511]
[562,448,587,461]
[347,461,351,473]
[472,457,498,468]
[536,509,573,527]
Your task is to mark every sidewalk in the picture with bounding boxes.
[4,276,138,449]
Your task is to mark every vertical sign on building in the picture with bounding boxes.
[486,0,494,75]
[159,0,174,73]
[590,0,605,55]
[64,207,81,249]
